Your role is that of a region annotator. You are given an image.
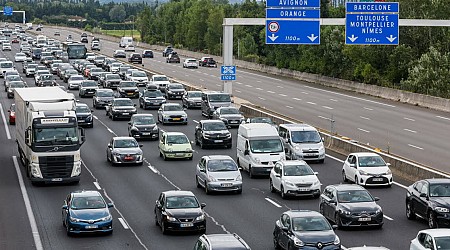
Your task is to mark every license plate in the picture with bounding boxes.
[176,96,181,98]
[358,217,371,221]
[221,183,233,187]
[78,120,84,122]
[176,153,184,156]
[298,188,309,191]
[122,113,129,115]
[85,225,98,229]
[142,132,150,135]
[214,140,223,143]
[373,178,383,181]
[51,178,62,182]
[173,118,181,121]
[180,223,193,227]
[267,168,272,171]
[305,153,316,156]
[229,121,238,123]
[127,93,133,95]
[125,156,133,160]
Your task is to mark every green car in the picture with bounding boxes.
[159,131,193,160]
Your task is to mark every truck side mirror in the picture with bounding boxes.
[79,128,86,144]
[25,127,30,145]
[244,149,249,155]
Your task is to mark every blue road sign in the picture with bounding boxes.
[345,2,399,45]
[221,66,236,75]
[266,8,320,19]
[221,75,236,81]
[266,20,320,45]
[3,6,13,16]
[266,0,320,8]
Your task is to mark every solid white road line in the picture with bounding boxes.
[404,117,415,122]
[436,115,450,121]
[403,129,417,133]
[12,156,43,250]
[408,144,424,150]
[107,128,114,134]
[357,128,370,133]
[318,116,333,121]
[193,120,199,124]
[93,115,98,119]
[359,116,371,120]
[93,182,102,190]
[265,198,282,208]
[118,218,130,229]
[240,70,282,82]
[363,107,373,111]
[148,165,159,174]
[393,182,408,189]
[383,215,394,221]
[322,106,333,110]
[0,103,11,140]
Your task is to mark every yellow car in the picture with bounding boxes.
[159,132,193,160]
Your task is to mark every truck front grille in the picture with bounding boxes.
[39,155,74,178]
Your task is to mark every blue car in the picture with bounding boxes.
[62,190,114,235]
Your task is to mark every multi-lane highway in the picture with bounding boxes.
[0,28,440,250]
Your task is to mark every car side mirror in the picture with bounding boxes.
[90,110,94,113]
[322,137,325,142]
[281,225,289,232]
[314,172,319,175]
[349,163,356,168]
[386,163,391,166]
[139,144,143,148]
[200,168,205,173]
[331,225,338,230]
[374,197,380,201]
[107,203,114,208]
[134,103,136,107]
[286,138,291,143]
[200,203,206,209]
[420,193,428,198]
[155,200,162,208]
[107,144,112,148]
[274,173,280,178]
[79,128,86,144]
[25,128,30,144]
[128,121,132,125]
[62,205,68,210]
[244,149,249,155]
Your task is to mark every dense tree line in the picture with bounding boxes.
[136,0,450,98]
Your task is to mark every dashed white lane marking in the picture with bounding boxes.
[265,198,282,208]
[292,97,302,101]
[277,86,284,88]
[193,120,199,124]
[235,90,241,93]
[322,106,333,110]
[318,116,333,121]
[279,94,287,97]
[363,107,373,111]
[258,97,266,100]
[245,84,253,88]
[257,80,261,83]
[359,116,371,120]
[256,87,263,90]
[408,144,424,150]
[12,156,43,250]
[330,98,338,102]
[107,128,114,134]
[404,129,417,133]
[301,91,308,94]
[216,84,221,87]
[436,115,450,121]
[357,128,370,133]
[118,218,130,229]
[236,82,242,85]
[148,165,159,174]
[306,102,316,105]
[267,90,275,94]
[185,74,189,77]
[93,182,102,190]
[383,215,394,221]
[0,103,11,139]
[199,79,204,82]
[404,117,415,122]
[286,106,293,109]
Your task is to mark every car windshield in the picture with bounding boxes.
[283,165,314,176]
[107,75,120,80]
[111,63,122,67]
[41,75,53,80]
[120,67,130,72]
[338,190,374,203]
[133,72,146,77]
[91,68,102,72]
[70,76,84,81]
[133,116,155,125]
[208,94,231,102]
[96,56,105,60]
[114,139,138,148]
[188,92,202,98]
[16,53,25,57]
[82,81,97,87]
[10,82,25,88]
[76,106,91,113]
[170,84,184,90]
[154,76,168,81]
[97,91,113,97]
[7,75,21,81]
[203,122,227,131]
[250,117,274,124]
[429,184,450,197]
[249,139,283,153]
[120,82,136,87]
[166,135,189,144]
[114,99,133,106]
[27,64,37,69]
[166,196,199,209]
[71,196,106,210]
[220,108,239,114]
[187,59,196,63]
[164,105,183,111]
[207,159,238,172]
[0,62,13,68]
[292,216,331,231]
[66,70,77,75]
[357,156,386,167]
[435,236,450,249]
[144,90,163,98]
[291,131,322,143]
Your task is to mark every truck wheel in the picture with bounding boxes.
[249,166,254,179]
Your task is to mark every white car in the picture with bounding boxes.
[124,44,135,52]
[269,160,321,199]
[342,152,393,187]
[86,53,96,62]
[2,42,11,51]
[0,61,15,78]
[410,229,450,250]
[183,58,198,69]
[127,70,148,87]
[14,53,27,62]
[150,74,170,92]
[68,75,85,90]
[109,62,122,74]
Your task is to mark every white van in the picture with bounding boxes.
[0,61,15,78]
[237,123,285,178]
[119,37,133,48]
[278,124,325,163]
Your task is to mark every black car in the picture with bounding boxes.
[182,91,202,109]
[80,37,88,43]
[139,89,166,109]
[117,81,139,98]
[166,52,180,63]
[162,46,173,57]
[142,50,153,58]
[319,184,383,229]
[194,234,250,250]
[195,120,232,149]
[93,89,114,109]
[406,178,450,228]
[75,103,94,128]
[273,210,340,250]
[165,83,185,100]
[113,50,126,58]
[105,98,137,120]
[128,114,159,140]
[154,190,206,234]
[128,53,142,64]
[31,48,42,60]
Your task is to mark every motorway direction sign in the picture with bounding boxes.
[266,8,320,19]
[266,0,320,8]
[3,6,12,16]
[221,65,236,81]
[266,20,320,45]
[345,2,399,45]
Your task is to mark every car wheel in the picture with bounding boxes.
[318,158,325,163]
[319,204,324,215]
[161,220,168,234]
[139,101,143,108]
[335,213,343,229]
[159,151,163,158]
[274,237,281,250]
[428,211,438,228]
[236,189,242,194]
[111,114,115,121]
[355,176,359,185]
[406,202,416,220]
[196,176,201,188]
[281,186,286,199]
[249,166,254,179]
[205,181,211,195]
[342,170,348,182]
[195,135,199,145]
[270,179,275,193]
[162,152,167,161]
[200,138,205,149]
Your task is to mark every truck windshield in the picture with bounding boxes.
[33,127,78,146]
[291,131,321,143]
[249,139,283,153]
[208,94,231,103]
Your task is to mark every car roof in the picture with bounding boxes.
[113,98,132,101]
[203,234,249,249]
[163,132,186,136]
[417,228,450,237]
[113,136,136,141]
[162,103,181,106]
[97,88,113,92]
[329,184,367,191]
[284,210,324,218]
[424,178,450,184]
[279,160,309,166]
[132,114,154,118]
[71,190,102,198]
[204,155,233,161]
[75,102,89,107]
[201,119,225,124]
[153,74,167,77]
[163,190,195,197]
[187,90,202,93]
[351,152,381,157]
[280,123,316,131]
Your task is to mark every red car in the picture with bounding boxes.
[12,38,19,43]
[8,104,15,125]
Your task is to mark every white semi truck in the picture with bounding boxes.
[15,87,85,184]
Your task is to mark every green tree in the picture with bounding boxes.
[109,5,126,23]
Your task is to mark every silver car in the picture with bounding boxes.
[106,137,143,165]
[182,91,202,109]
[68,75,84,90]
[196,155,242,194]
[78,80,99,98]
[212,107,244,127]
[157,103,187,125]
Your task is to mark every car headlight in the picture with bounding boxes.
[69,216,80,222]
[339,209,351,215]
[359,170,369,175]
[182,114,187,118]
[334,235,340,245]
[375,207,382,214]
[294,145,300,151]
[101,215,112,221]
[285,181,296,187]
[185,148,193,153]
[167,148,173,152]
[236,175,242,181]
[226,133,232,138]
[253,157,260,164]
[208,175,216,182]
[293,237,304,247]
[195,214,205,221]
[165,215,177,222]
[86,115,92,121]
[435,207,450,213]
[385,169,392,175]
[113,152,120,156]
[312,180,321,187]
[153,126,159,131]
